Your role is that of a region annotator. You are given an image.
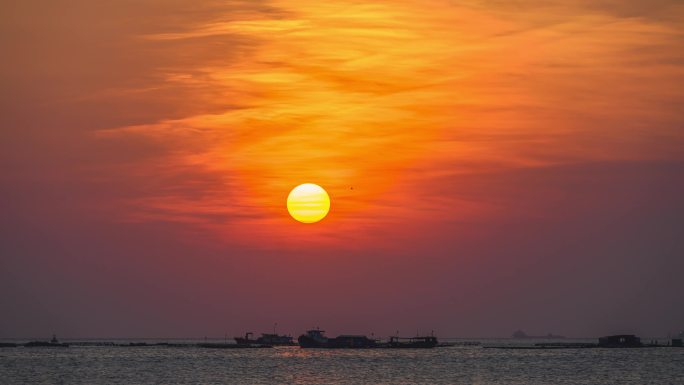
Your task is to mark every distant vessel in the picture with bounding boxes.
[198,342,271,349]
[235,332,295,346]
[25,334,69,348]
[512,330,566,339]
[598,334,642,348]
[487,334,665,349]
[298,329,440,349]
[388,336,439,348]
[298,329,379,348]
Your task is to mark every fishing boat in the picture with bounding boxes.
[198,342,271,349]
[387,336,439,348]
[298,329,379,348]
[25,334,69,348]
[235,332,295,346]
[598,334,642,348]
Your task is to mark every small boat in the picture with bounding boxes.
[298,329,379,348]
[25,334,69,348]
[512,330,566,339]
[387,336,439,349]
[235,332,295,346]
[198,342,271,349]
[598,334,642,348]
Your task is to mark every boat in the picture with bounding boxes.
[598,334,642,348]
[298,329,379,348]
[512,330,566,339]
[25,334,69,348]
[198,342,271,349]
[387,336,439,348]
[235,332,295,346]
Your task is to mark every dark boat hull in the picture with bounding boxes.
[298,330,439,349]
[24,341,69,348]
[298,335,379,349]
[387,342,438,348]
[235,333,295,346]
[199,343,271,349]
[387,336,439,349]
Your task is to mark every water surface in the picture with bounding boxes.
[1,340,682,384]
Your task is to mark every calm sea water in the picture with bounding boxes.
[1,339,683,384]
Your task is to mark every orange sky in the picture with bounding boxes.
[90,0,684,249]
[1,0,683,337]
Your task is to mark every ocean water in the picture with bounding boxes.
[1,340,683,384]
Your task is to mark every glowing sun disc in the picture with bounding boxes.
[287,183,330,223]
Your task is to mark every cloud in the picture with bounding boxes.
[72,0,684,248]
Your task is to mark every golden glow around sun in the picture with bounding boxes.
[287,183,330,223]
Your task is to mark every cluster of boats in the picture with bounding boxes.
[485,334,684,350]
[7,332,682,350]
[2,331,442,350]
[235,329,440,349]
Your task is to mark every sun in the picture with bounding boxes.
[287,183,330,223]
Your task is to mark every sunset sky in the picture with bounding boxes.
[1,0,683,338]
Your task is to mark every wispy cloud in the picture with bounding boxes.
[94,0,684,247]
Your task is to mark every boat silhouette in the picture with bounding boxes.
[387,336,439,348]
[298,329,379,348]
[235,332,296,346]
[297,329,440,349]
[25,334,69,348]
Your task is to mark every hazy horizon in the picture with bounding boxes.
[3,332,681,340]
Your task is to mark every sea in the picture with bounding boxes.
[1,338,682,384]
